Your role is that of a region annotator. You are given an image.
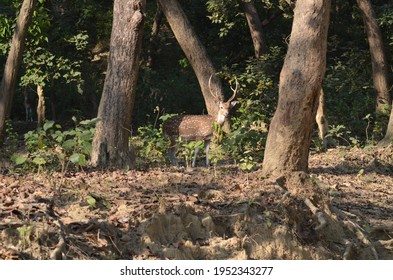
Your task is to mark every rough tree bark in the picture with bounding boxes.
[356,0,391,114]
[0,0,37,144]
[262,0,331,177]
[241,0,266,57]
[158,0,225,119]
[90,0,145,168]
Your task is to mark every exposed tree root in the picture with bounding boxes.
[331,206,378,260]
[304,198,327,231]
[343,240,353,260]
[50,221,66,260]
[275,172,381,260]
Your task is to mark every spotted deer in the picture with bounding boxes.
[163,76,238,167]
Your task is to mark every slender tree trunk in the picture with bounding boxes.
[91,0,145,168]
[23,86,33,122]
[0,0,37,143]
[379,101,393,146]
[36,85,45,127]
[241,0,266,57]
[158,0,225,119]
[315,88,331,149]
[356,0,391,114]
[262,0,331,177]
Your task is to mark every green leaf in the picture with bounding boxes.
[82,117,100,126]
[11,153,28,165]
[43,120,55,131]
[82,142,92,155]
[33,157,46,165]
[70,153,86,166]
[79,131,93,141]
[62,139,76,151]
[69,153,81,163]
[86,195,96,208]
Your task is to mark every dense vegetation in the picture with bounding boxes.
[1,0,392,168]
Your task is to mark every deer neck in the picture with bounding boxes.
[216,113,226,126]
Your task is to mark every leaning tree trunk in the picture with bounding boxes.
[262,0,331,177]
[356,0,391,114]
[0,0,37,144]
[158,0,225,119]
[241,0,266,57]
[91,0,145,168]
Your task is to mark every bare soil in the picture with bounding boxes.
[1,147,393,260]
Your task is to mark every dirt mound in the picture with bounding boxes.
[136,209,323,260]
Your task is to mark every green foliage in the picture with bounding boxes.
[66,31,89,51]
[131,124,167,167]
[180,140,204,168]
[0,16,13,54]
[206,0,241,38]
[324,49,375,139]
[1,121,19,160]
[239,151,256,172]
[20,46,83,90]
[223,126,266,163]
[326,124,360,147]
[11,118,99,171]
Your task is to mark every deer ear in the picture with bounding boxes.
[230,101,237,107]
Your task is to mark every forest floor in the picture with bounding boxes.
[1,146,393,260]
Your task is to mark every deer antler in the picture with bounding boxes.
[208,74,220,101]
[228,77,238,102]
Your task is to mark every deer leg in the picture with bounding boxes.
[192,146,199,168]
[204,140,211,166]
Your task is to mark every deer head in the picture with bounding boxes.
[209,74,238,125]
[162,75,239,167]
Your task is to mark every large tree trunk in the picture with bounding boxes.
[0,0,37,143]
[158,0,225,119]
[262,0,331,177]
[241,0,266,57]
[91,0,145,168]
[356,0,391,114]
